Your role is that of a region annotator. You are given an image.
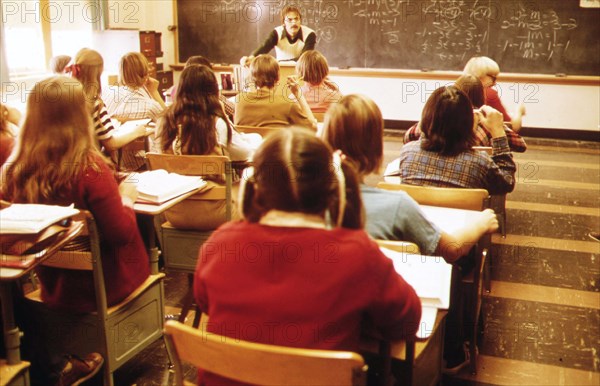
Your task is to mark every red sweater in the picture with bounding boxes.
[0,133,14,166]
[32,154,150,312]
[485,87,512,121]
[194,221,422,385]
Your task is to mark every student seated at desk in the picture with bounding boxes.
[155,64,259,230]
[194,127,422,385]
[169,55,235,121]
[102,52,166,122]
[65,48,150,152]
[294,50,342,113]
[403,75,527,153]
[321,94,498,263]
[234,54,316,130]
[0,76,149,386]
[463,56,526,131]
[397,86,517,195]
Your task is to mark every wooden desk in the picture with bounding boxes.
[419,205,490,375]
[134,188,202,274]
[0,220,84,385]
[420,205,476,233]
[360,310,447,386]
[420,204,492,256]
[366,205,487,384]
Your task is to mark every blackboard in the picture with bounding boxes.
[177,0,600,76]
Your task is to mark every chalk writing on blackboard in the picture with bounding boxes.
[176,0,599,75]
[500,6,578,61]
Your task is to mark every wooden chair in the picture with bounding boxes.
[23,211,166,386]
[375,239,420,255]
[145,153,232,326]
[164,320,367,386]
[313,111,326,122]
[376,183,490,375]
[235,124,281,138]
[376,183,489,211]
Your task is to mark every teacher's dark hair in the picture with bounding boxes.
[420,86,475,156]
[281,5,302,23]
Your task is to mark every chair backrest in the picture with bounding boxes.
[39,210,110,316]
[235,124,281,138]
[145,153,232,216]
[376,183,489,211]
[313,112,326,122]
[374,239,420,255]
[164,320,367,386]
[472,146,493,155]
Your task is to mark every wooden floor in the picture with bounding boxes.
[108,133,599,386]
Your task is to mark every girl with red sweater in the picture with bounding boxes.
[194,128,422,385]
[1,76,149,385]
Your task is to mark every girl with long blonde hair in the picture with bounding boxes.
[66,48,149,151]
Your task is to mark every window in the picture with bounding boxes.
[1,0,95,78]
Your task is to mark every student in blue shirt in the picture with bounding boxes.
[320,94,499,263]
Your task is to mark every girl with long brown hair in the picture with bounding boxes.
[1,76,149,385]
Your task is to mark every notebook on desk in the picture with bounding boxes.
[380,247,452,339]
[128,169,207,204]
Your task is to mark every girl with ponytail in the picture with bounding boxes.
[193,127,421,385]
[66,48,150,152]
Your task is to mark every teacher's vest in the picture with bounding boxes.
[274,25,315,61]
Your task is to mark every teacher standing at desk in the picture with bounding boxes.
[240,5,316,66]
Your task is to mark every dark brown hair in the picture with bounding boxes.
[242,127,363,229]
[281,5,302,23]
[420,86,475,156]
[185,55,212,68]
[158,65,231,154]
[322,94,383,177]
[455,74,485,108]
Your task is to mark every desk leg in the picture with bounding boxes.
[140,214,160,275]
[1,283,21,365]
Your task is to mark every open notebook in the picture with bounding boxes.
[0,204,79,234]
[380,247,452,339]
[129,169,207,204]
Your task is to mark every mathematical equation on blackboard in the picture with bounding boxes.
[337,0,578,63]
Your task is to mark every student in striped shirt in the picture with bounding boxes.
[66,48,150,152]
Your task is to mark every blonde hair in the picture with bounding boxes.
[322,94,384,177]
[49,55,71,74]
[1,76,106,202]
[250,54,279,88]
[119,52,149,88]
[0,103,10,135]
[69,48,104,103]
[296,50,329,85]
[463,56,500,79]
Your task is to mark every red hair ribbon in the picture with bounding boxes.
[65,63,81,78]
